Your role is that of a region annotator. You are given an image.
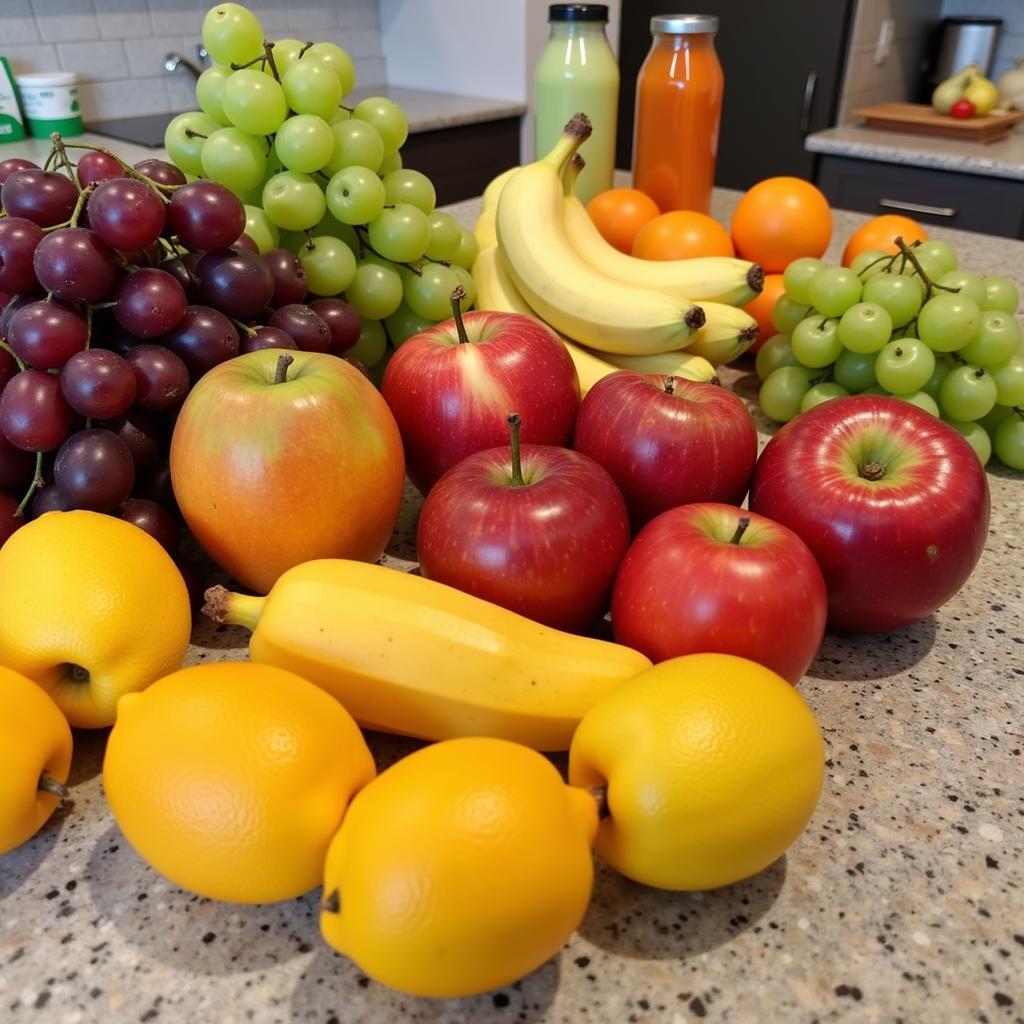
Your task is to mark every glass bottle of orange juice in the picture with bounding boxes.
[632,15,724,215]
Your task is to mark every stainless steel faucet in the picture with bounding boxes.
[163,45,210,80]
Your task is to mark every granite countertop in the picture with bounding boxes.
[2,191,1023,1024]
[806,123,1024,181]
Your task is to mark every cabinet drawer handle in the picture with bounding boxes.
[879,198,956,218]
[800,71,817,135]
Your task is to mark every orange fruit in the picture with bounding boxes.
[743,272,787,353]
[730,177,832,272]
[841,214,928,266]
[631,210,734,261]
[585,187,660,254]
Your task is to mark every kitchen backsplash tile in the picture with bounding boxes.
[1,0,386,121]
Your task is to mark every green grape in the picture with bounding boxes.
[759,366,816,423]
[781,257,823,305]
[807,266,862,317]
[800,382,849,412]
[378,151,403,175]
[200,127,267,196]
[451,264,477,307]
[424,211,462,262]
[994,411,1024,470]
[958,310,1021,367]
[859,385,889,396]
[347,259,404,320]
[834,348,879,392]
[791,316,842,368]
[755,334,799,380]
[451,228,479,271]
[990,355,1024,407]
[368,204,430,263]
[262,170,326,231]
[330,107,352,125]
[385,302,436,347]
[326,119,384,175]
[222,69,288,135]
[274,114,334,174]
[939,364,997,421]
[315,211,359,251]
[297,235,357,295]
[347,317,388,367]
[277,228,307,252]
[921,358,952,401]
[943,418,992,466]
[325,166,385,226]
[770,294,810,335]
[196,65,232,125]
[893,319,918,339]
[978,404,1014,435]
[404,263,461,321]
[282,60,343,121]
[981,275,1020,314]
[352,97,409,156]
[303,42,357,96]
[270,38,305,75]
[849,249,892,280]
[874,338,935,394]
[241,205,279,253]
[836,301,892,354]
[913,239,957,277]
[164,111,221,176]
[862,273,922,328]
[382,169,436,215]
[202,2,264,66]
[893,390,939,417]
[937,269,985,306]
[916,293,981,353]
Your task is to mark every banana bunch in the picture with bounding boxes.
[473,114,761,371]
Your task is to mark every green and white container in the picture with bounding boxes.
[15,71,82,138]
[0,57,27,142]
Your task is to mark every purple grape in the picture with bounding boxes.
[34,228,118,304]
[233,233,259,253]
[88,177,166,251]
[137,460,176,512]
[113,267,187,338]
[0,368,73,451]
[76,151,124,188]
[196,249,274,320]
[239,325,297,354]
[119,497,179,552]
[125,344,190,412]
[0,158,38,188]
[0,169,77,227]
[160,253,202,302]
[0,344,17,389]
[54,427,135,512]
[166,181,245,252]
[310,298,361,354]
[0,217,44,294]
[28,483,73,519]
[91,308,139,357]
[134,159,186,188]
[344,357,370,380]
[159,305,239,377]
[101,409,163,470]
[7,300,88,369]
[268,303,330,352]
[0,430,35,491]
[0,294,41,339]
[265,249,308,306]
[60,348,137,419]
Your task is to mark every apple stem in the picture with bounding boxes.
[506,413,525,486]
[450,286,469,343]
[38,773,69,801]
[663,376,676,395]
[321,888,341,913]
[729,515,751,544]
[859,461,886,481]
[273,352,294,384]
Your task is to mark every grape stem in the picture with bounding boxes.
[262,41,281,82]
[15,451,44,518]
[450,286,469,342]
[47,136,179,196]
[297,41,315,60]
[229,316,257,338]
[0,339,26,372]
[894,236,959,302]
[46,134,79,189]
[352,224,423,275]
[506,413,525,486]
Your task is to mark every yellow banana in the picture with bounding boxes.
[496,118,704,356]
[481,165,520,212]
[473,207,497,249]
[560,155,764,307]
[684,302,760,365]
[601,348,719,382]
[204,560,651,752]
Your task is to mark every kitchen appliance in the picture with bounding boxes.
[927,17,1002,88]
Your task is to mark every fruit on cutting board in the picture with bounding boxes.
[585,186,660,254]
[103,661,375,903]
[0,510,190,728]
[569,654,825,890]
[203,558,651,751]
[171,350,404,593]
[997,58,1024,109]
[0,666,72,855]
[932,64,979,113]
[750,396,990,632]
[320,736,597,998]
[418,413,630,632]
[381,295,579,494]
[631,209,735,260]
[611,504,827,683]
[572,372,758,530]
[932,64,999,117]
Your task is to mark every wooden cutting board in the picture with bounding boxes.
[854,102,1024,144]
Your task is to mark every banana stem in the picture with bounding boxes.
[202,585,265,630]
[450,286,469,343]
[544,115,592,174]
[506,413,525,486]
[562,153,584,197]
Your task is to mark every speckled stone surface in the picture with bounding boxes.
[2,192,1023,1024]
[347,86,526,134]
[806,124,1024,181]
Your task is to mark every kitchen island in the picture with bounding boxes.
[1,191,1022,1024]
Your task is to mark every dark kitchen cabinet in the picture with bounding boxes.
[616,0,855,190]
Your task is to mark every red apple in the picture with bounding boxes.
[611,502,827,683]
[170,350,405,594]
[749,396,989,633]
[571,371,758,530]
[418,414,631,632]
[381,298,579,494]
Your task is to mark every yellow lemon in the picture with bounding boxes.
[103,662,376,903]
[569,653,824,891]
[320,736,597,998]
[0,666,72,855]
[0,511,191,728]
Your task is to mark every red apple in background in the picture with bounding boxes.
[749,396,989,633]
[571,371,758,530]
[417,413,631,632]
[381,293,580,494]
[611,502,827,684]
